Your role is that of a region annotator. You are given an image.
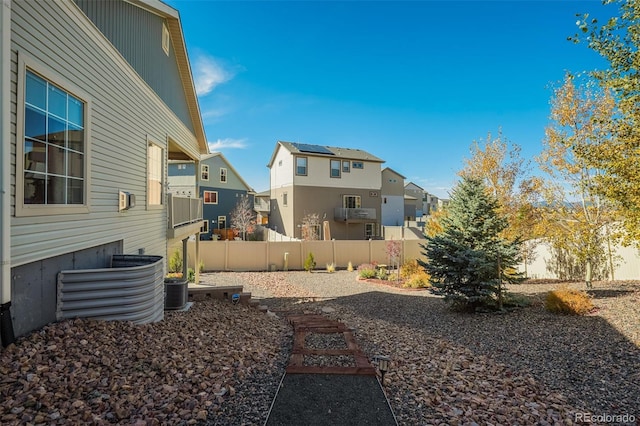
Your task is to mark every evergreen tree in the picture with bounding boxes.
[420,177,522,311]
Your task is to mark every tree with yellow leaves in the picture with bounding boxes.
[459,129,544,276]
[538,74,619,288]
[573,0,640,245]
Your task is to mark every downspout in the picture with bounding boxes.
[1,0,16,347]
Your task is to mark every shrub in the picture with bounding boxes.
[168,249,183,273]
[187,267,196,283]
[400,259,422,279]
[376,267,388,280]
[304,252,316,272]
[545,286,594,315]
[326,263,336,273]
[403,271,431,288]
[347,261,354,272]
[357,263,376,279]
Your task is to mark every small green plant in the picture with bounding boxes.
[545,286,594,315]
[347,261,354,272]
[376,266,388,280]
[168,249,183,273]
[187,267,196,283]
[326,263,336,273]
[199,260,205,273]
[304,252,316,272]
[357,263,376,279]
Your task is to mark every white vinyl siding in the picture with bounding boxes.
[9,1,202,266]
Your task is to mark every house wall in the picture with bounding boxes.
[9,0,200,336]
[270,145,383,239]
[381,169,405,226]
[293,154,382,189]
[200,155,249,191]
[168,162,196,196]
[72,0,193,134]
[198,155,253,240]
[381,195,404,226]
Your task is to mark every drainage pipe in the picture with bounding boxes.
[0,0,15,347]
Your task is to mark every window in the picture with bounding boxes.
[203,190,218,204]
[220,167,227,183]
[343,195,361,209]
[365,223,376,239]
[201,219,209,233]
[201,164,209,181]
[217,215,226,230]
[162,22,170,55]
[296,156,307,176]
[330,160,341,178]
[147,142,163,206]
[342,160,350,173]
[283,192,288,206]
[22,70,86,208]
[352,161,364,169]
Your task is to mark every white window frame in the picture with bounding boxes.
[16,55,91,217]
[217,215,227,230]
[147,140,163,208]
[203,190,218,204]
[201,219,209,233]
[342,160,350,173]
[220,167,227,183]
[162,22,170,56]
[352,161,364,169]
[201,164,209,181]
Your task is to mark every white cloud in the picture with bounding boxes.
[208,138,248,152]
[193,55,237,96]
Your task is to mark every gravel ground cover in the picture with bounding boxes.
[1,270,638,425]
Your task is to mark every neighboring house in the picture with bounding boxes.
[196,153,255,240]
[424,192,439,216]
[1,0,208,343]
[167,160,197,198]
[404,182,426,219]
[254,189,271,226]
[404,194,418,222]
[267,141,384,240]
[381,167,406,226]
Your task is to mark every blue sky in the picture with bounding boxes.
[166,0,613,198]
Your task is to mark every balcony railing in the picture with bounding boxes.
[168,193,203,229]
[334,207,377,222]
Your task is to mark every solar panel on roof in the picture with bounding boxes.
[292,143,334,155]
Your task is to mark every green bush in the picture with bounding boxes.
[187,267,196,283]
[545,286,594,315]
[376,267,388,280]
[304,252,316,272]
[168,249,182,273]
[357,263,376,279]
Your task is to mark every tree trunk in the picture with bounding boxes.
[585,258,592,289]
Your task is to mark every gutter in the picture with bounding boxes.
[1,0,15,347]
